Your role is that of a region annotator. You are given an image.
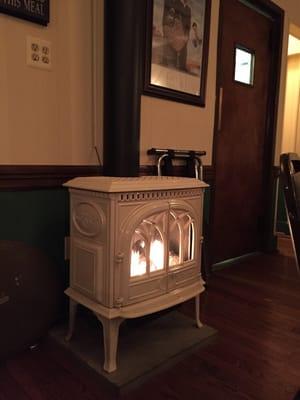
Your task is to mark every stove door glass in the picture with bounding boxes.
[130,212,166,278]
[169,211,194,267]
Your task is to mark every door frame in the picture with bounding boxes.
[209,0,284,268]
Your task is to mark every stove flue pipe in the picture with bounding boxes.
[103,0,145,177]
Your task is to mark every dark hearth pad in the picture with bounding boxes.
[49,310,217,393]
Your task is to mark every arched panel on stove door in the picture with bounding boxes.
[116,202,170,306]
[169,199,203,266]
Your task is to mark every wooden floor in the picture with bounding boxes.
[1,236,300,400]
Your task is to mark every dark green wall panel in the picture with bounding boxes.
[0,189,69,274]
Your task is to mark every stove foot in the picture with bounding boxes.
[195,294,203,328]
[95,314,124,373]
[65,298,78,342]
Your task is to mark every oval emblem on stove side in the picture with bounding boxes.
[73,202,103,237]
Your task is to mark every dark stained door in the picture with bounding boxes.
[211,0,277,265]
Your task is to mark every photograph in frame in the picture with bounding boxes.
[144,0,211,106]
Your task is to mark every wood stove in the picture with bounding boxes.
[64,176,208,372]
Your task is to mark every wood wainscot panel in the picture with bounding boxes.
[0,166,102,191]
[0,164,215,190]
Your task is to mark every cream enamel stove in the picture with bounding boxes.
[64,176,208,373]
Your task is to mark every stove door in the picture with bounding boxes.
[116,197,203,307]
[167,205,202,291]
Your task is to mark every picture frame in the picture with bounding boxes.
[144,0,211,107]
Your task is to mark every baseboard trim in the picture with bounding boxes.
[211,252,262,272]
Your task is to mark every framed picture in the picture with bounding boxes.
[0,0,49,26]
[144,0,211,107]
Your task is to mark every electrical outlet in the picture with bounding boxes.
[26,36,52,70]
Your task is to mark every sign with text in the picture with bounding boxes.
[0,0,49,26]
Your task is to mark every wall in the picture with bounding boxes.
[140,0,300,167]
[0,1,101,330]
[281,54,300,153]
[1,0,300,168]
[1,0,299,339]
[0,190,69,271]
[273,2,300,164]
[276,27,300,234]
[140,0,219,166]
[276,50,300,234]
[0,0,99,165]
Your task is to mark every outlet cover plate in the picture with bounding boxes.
[26,36,52,70]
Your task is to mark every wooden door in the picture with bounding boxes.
[211,0,282,265]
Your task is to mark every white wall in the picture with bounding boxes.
[281,54,300,153]
[140,0,219,166]
[0,0,99,165]
[280,22,300,158]
[272,1,300,163]
[1,0,300,167]
[140,0,300,167]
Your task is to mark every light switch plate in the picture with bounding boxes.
[26,36,52,70]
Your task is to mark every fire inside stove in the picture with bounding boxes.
[130,210,194,277]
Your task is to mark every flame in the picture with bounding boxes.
[169,252,180,266]
[150,239,164,272]
[131,239,182,277]
[130,250,147,277]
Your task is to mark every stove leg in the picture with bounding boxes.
[96,314,124,373]
[65,298,78,341]
[195,294,203,328]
